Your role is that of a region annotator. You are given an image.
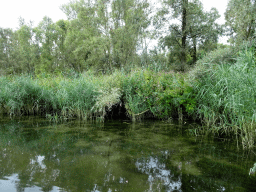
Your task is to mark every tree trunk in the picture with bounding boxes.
[180,0,188,71]
[192,37,197,64]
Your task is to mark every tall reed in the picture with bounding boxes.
[193,45,256,148]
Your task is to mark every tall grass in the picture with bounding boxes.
[0,76,54,115]
[193,45,256,148]
[0,69,196,122]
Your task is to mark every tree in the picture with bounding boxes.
[15,18,39,74]
[225,0,256,45]
[61,0,150,72]
[156,0,189,71]
[156,0,221,69]
[0,28,16,73]
[61,0,111,72]
[186,2,221,64]
[110,0,150,69]
[50,19,69,73]
[0,18,40,75]
[34,17,57,74]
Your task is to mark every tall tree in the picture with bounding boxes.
[61,0,150,72]
[110,0,150,68]
[225,0,256,45]
[53,19,69,72]
[0,19,40,74]
[15,19,39,74]
[0,28,16,73]
[156,0,221,69]
[157,0,189,71]
[186,2,221,64]
[34,16,57,73]
[61,0,111,72]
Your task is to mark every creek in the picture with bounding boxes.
[0,117,255,192]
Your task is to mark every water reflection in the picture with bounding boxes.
[136,155,181,191]
[0,174,62,192]
[0,118,255,192]
[30,155,46,169]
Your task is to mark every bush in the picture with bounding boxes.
[122,69,196,120]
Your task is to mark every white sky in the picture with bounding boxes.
[0,0,229,43]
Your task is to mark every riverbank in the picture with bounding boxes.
[0,69,195,121]
[1,45,256,149]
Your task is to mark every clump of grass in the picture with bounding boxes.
[56,76,99,119]
[92,87,121,121]
[193,44,256,148]
[88,70,123,121]
[0,76,53,115]
[0,72,123,121]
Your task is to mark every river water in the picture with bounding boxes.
[0,117,255,192]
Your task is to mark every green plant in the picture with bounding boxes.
[193,44,256,148]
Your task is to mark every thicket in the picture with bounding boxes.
[0,0,222,75]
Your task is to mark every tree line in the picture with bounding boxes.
[0,0,255,75]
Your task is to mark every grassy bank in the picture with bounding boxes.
[0,70,195,122]
[192,44,256,149]
[0,44,256,149]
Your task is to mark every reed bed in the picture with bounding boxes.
[193,45,256,149]
[0,69,195,121]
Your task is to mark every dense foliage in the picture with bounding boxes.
[1,0,256,148]
[0,0,224,74]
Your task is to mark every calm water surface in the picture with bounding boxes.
[0,117,255,192]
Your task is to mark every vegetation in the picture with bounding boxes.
[225,0,256,46]
[0,70,195,122]
[192,43,256,149]
[1,0,256,148]
[155,0,222,70]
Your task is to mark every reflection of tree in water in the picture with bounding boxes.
[1,119,256,192]
[135,153,182,192]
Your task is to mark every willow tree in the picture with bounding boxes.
[15,20,40,74]
[61,0,150,72]
[225,0,256,45]
[156,0,188,71]
[53,19,69,72]
[156,0,221,69]
[0,19,41,74]
[61,0,104,72]
[34,17,60,74]
[0,28,16,73]
[186,1,221,64]
[110,0,150,69]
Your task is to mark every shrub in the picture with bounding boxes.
[122,69,196,120]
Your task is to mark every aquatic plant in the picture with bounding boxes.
[192,44,256,148]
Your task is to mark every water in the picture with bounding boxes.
[0,117,255,192]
